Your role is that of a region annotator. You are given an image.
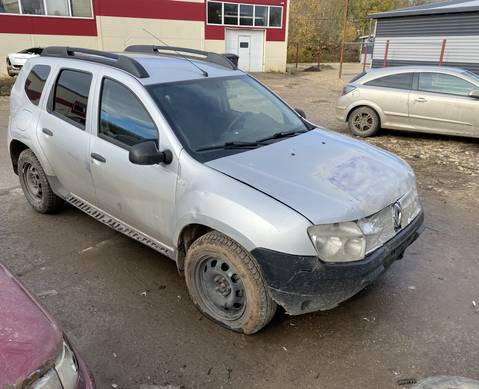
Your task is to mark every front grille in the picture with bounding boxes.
[358,187,421,254]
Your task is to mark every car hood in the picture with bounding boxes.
[0,262,62,387]
[206,129,415,224]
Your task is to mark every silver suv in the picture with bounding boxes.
[8,46,424,334]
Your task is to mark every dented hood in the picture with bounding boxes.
[207,129,415,224]
[0,262,62,387]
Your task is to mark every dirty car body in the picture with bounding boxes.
[8,46,423,333]
[0,262,95,388]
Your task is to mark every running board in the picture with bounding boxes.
[66,194,174,259]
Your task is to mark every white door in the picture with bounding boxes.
[225,30,264,72]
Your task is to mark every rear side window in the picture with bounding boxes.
[365,73,413,90]
[24,65,50,105]
[52,69,92,129]
[418,72,475,96]
[99,78,158,148]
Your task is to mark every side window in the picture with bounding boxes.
[99,78,158,148]
[52,69,92,129]
[365,73,413,90]
[418,72,475,96]
[25,64,50,105]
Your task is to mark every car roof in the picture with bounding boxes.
[354,65,472,84]
[120,52,243,85]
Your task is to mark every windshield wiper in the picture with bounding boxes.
[256,128,309,143]
[196,141,263,152]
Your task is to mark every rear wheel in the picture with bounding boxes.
[184,231,276,334]
[348,106,380,137]
[18,149,63,214]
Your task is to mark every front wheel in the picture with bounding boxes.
[184,231,277,334]
[18,149,63,214]
[348,106,380,137]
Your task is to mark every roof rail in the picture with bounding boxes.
[124,45,238,70]
[41,46,149,78]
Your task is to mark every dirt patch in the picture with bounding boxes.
[0,77,14,96]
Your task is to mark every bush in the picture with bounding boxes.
[0,76,14,96]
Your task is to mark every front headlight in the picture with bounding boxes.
[308,222,366,262]
[31,341,78,389]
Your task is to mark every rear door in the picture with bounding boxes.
[37,66,97,202]
[362,72,413,130]
[409,72,478,136]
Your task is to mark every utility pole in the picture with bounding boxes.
[338,0,350,79]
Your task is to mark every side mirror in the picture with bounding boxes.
[295,108,306,119]
[469,89,479,99]
[129,140,173,165]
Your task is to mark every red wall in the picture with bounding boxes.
[0,0,287,42]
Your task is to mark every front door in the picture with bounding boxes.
[88,72,178,250]
[409,72,478,136]
[37,67,96,203]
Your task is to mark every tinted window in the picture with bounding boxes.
[25,65,50,105]
[365,73,413,90]
[53,69,92,129]
[254,5,267,26]
[99,79,157,148]
[269,6,282,27]
[418,72,475,96]
[207,1,222,24]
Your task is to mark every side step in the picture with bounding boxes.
[66,194,174,259]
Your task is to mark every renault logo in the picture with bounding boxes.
[393,202,403,230]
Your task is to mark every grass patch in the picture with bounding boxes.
[0,76,14,96]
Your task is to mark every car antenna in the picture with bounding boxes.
[142,28,209,77]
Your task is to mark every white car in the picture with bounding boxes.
[6,47,43,77]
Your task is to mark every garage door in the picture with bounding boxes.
[225,30,264,72]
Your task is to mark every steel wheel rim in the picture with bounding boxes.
[353,112,374,132]
[23,163,43,199]
[195,254,246,321]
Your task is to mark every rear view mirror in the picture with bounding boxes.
[129,140,172,165]
[468,89,479,99]
[295,108,307,119]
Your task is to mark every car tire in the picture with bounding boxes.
[184,231,277,334]
[348,106,380,137]
[18,149,63,214]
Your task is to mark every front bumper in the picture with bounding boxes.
[251,211,424,315]
[7,64,21,76]
[335,106,347,122]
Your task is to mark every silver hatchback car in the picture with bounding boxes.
[336,66,479,138]
[8,46,423,333]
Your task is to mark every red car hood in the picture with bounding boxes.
[0,262,62,387]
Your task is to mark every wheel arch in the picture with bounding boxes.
[9,139,30,175]
[346,102,384,127]
[176,223,213,271]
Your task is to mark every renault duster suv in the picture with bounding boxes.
[8,46,424,334]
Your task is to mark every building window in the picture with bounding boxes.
[0,0,92,17]
[207,1,222,24]
[224,3,238,25]
[239,4,253,26]
[0,0,20,13]
[207,1,283,28]
[269,6,282,27]
[254,5,267,26]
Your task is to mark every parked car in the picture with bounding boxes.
[6,47,43,76]
[0,261,95,388]
[8,46,424,334]
[336,66,479,138]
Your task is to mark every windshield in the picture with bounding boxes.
[463,70,479,84]
[147,75,308,157]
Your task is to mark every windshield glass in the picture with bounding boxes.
[463,70,479,84]
[147,75,307,154]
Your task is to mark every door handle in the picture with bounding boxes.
[91,153,106,163]
[415,97,427,103]
[42,128,53,136]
